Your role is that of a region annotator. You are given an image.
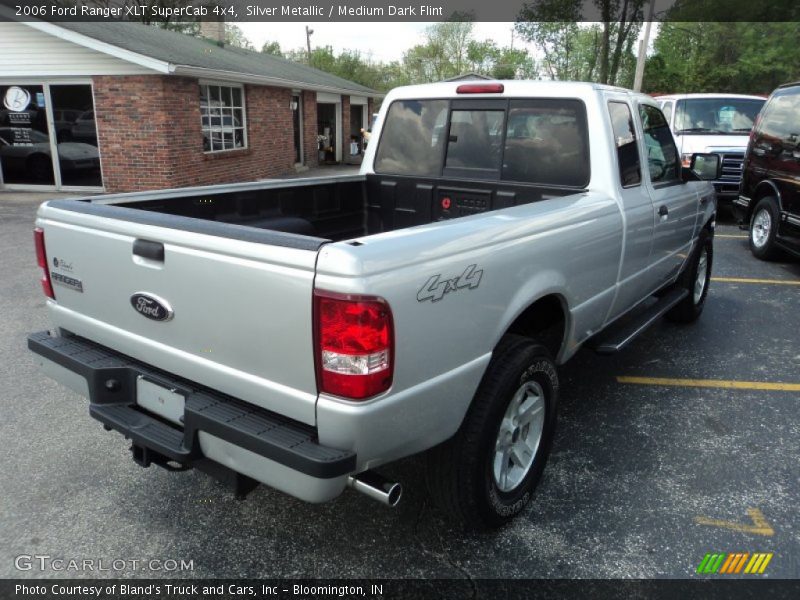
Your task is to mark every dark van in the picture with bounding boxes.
[735,82,800,260]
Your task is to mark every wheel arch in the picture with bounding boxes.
[502,293,568,362]
[749,181,782,221]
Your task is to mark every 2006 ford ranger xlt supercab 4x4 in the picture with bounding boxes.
[29,81,720,528]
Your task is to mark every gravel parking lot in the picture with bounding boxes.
[1,192,798,580]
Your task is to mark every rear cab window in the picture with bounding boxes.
[374,97,590,188]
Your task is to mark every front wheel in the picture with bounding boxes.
[749,197,781,261]
[425,334,558,529]
[667,229,713,323]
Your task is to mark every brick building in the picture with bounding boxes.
[0,20,378,192]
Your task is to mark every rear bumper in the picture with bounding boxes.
[28,330,355,503]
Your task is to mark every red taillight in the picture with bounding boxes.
[34,227,54,299]
[314,291,394,400]
[456,83,504,94]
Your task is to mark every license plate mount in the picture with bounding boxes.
[136,376,186,426]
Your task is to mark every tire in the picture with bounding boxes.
[425,334,558,529]
[749,197,781,261]
[666,229,713,323]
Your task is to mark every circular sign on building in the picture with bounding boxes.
[3,86,32,112]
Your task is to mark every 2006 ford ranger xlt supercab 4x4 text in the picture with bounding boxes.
[29,81,720,528]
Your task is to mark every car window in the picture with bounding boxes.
[757,88,800,142]
[445,109,505,172]
[502,99,589,187]
[374,100,448,176]
[608,101,641,187]
[674,98,764,134]
[638,104,680,184]
[661,101,674,125]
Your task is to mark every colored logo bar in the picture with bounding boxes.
[697,552,773,574]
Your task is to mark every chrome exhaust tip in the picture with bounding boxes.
[347,471,402,507]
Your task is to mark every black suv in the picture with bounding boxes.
[735,82,800,260]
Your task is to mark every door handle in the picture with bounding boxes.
[133,239,164,262]
[658,205,669,217]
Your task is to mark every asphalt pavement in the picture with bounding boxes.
[1,193,797,580]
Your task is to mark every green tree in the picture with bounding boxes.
[224,24,254,50]
[516,0,643,85]
[644,22,800,94]
[261,41,282,56]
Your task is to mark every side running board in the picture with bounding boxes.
[590,288,688,354]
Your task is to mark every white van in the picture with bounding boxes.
[657,93,765,205]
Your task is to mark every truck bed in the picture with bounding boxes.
[84,174,580,243]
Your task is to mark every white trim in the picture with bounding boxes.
[316,92,342,104]
[336,100,342,162]
[0,77,94,85]
[8,19,380,98]
[350,96,368,106]
[292,92,304,166]
[20,21,170,74]
[174,66,378,98]
[43,83,62,188]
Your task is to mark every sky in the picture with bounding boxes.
[238,22,533,62]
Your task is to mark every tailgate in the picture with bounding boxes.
[37,201,325,426]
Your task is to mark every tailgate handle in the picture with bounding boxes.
[133,239,164,262]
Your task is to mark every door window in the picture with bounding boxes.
[639,104,680,184]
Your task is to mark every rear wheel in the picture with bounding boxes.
[425,334,558,529]
[749,197,781,260]
[667,229,712,323]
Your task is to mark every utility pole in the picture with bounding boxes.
[305,26,314,66]
[633,0,657,92]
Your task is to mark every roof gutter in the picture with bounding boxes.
[171,65,382,98]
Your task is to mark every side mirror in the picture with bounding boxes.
[682,153,721,182]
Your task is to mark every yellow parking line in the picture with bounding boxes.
[716,234,748,239]
[712,277,800,285]
[617,376,800,392]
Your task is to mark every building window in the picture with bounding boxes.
[200,83,246,153]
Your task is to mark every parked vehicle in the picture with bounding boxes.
[657,93,765,205]
[735,82,800,260]
[69,110,97,144]
[52,109,83,142]
[0,127,100,181]
[28,81,719,528]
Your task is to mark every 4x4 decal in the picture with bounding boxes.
[417,264,483,303]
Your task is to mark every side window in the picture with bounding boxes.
[759,90,800,143]
[502,99,590,187]
[608,101,641,187]
[638,104,680,184]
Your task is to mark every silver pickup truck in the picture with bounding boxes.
[29,81,719,528]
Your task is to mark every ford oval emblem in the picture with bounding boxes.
[130,292,174,322]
